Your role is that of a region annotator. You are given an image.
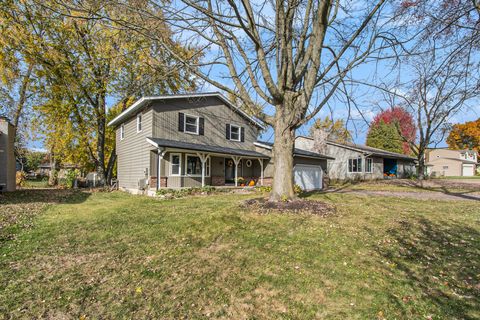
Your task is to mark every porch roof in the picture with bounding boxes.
[146,137,270,159]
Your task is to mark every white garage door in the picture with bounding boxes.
[294,165,323,191]
[462,164,474,176]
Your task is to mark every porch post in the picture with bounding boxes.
[157,149,166,190]
[258,158,264,186]
[196,153,209,187]
[232,156,242,187]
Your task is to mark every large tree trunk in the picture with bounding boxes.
[270,114,296,201]
[95,94,107,184]
[48,149,57,186]
[12,64,33,141]
[417,151,426,180]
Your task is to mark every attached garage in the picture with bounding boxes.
[462,164,475,177]
[294,164,323,191]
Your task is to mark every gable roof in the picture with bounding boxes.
[296,136,416,161]
[254,141,335,160]
[107,92,265,129]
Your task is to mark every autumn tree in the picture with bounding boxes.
[447,118,480,155]
[309,117,352,143]
[368,107,416,154]
[8,0,196,183]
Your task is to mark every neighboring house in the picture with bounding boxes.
[0,117,16,192]
[108,92,331,194]
[37,163,82,178]
[296,136,416,181]
[425,148,477,177]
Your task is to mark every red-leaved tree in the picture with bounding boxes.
[370,107,416,155]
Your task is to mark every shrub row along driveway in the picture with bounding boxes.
[0,188,479,319]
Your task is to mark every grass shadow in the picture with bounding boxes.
[0,189,91,205]
[375,218,480,319]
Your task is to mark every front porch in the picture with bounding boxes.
[146,138,270,190]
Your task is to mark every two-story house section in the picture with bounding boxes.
[108,92,332,194]
[425,148,478,177]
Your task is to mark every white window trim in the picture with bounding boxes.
[185,154,210,177]
[229,124,241,141]
[365,158,373,173]
[120,124,125,140]
[169,153,182,176]
[136,114,142,133]
[184,114,199,135]
[348,157,363,173]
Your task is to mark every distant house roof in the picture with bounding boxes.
[108,92,265,129]
[254,141,335,160]
[429,157,478,164]
[147,137,270,158]
[296,136,416,161]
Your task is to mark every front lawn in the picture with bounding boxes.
[1,189,478,319]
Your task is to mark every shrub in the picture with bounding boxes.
[256,185,272,193]
[293,184,303,194]
[65,169,80,189]
[16,171,26,187]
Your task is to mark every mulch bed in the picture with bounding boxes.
[242,198,335,216]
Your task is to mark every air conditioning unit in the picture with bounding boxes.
[138,178,148,190]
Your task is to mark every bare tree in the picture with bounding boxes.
[364,43,479,179]
[117,0,402,200]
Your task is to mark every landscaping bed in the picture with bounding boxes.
[243,198,335,216]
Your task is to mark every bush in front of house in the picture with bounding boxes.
[156,186,218,198]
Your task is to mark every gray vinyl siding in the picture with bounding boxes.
[255,146,327,178]
[0,120,16,191]
[116,107,154,189]
[151,97,259,151]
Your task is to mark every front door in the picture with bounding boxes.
[225,158,235,184]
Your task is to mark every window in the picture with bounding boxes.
[185,115,199,134]
[348,157,363,173]
[120,124,125,140]
[170,153,181,176]
[230,125,241,141]
[365,158,373,173]
[137,114,142,132]
[186,155,210,176]
[443,166,449,170]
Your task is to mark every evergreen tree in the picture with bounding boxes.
[366,120,404,154]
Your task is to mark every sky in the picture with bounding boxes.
[25,0,480,151]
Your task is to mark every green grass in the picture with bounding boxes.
[438,176,480,180]
[0,189,479,319]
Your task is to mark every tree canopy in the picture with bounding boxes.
[447,118,480,155]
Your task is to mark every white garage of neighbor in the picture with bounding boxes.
[294,165,323,191]
[462,164,475,177]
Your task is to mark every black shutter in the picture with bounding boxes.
[241,127,245,142]
[178,112,184,132]
[199,117,205,135]
[226,124,231,140]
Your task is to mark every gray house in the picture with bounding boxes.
[296,136,416,181]
[108,93,331,194]
[0,117,16,192]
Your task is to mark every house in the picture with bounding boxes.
[0,117,16,192]
[425,148,477,177]
[108,93,332,194]
[295,136,416,181]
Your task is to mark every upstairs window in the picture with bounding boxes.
[226,124,245,142]
[178,113,204,135]
[348,157,362,173]
[120,124,125,140]
[230,125,240,141]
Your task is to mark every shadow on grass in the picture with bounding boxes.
[376,218,480,319]
[0,189,91,205]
